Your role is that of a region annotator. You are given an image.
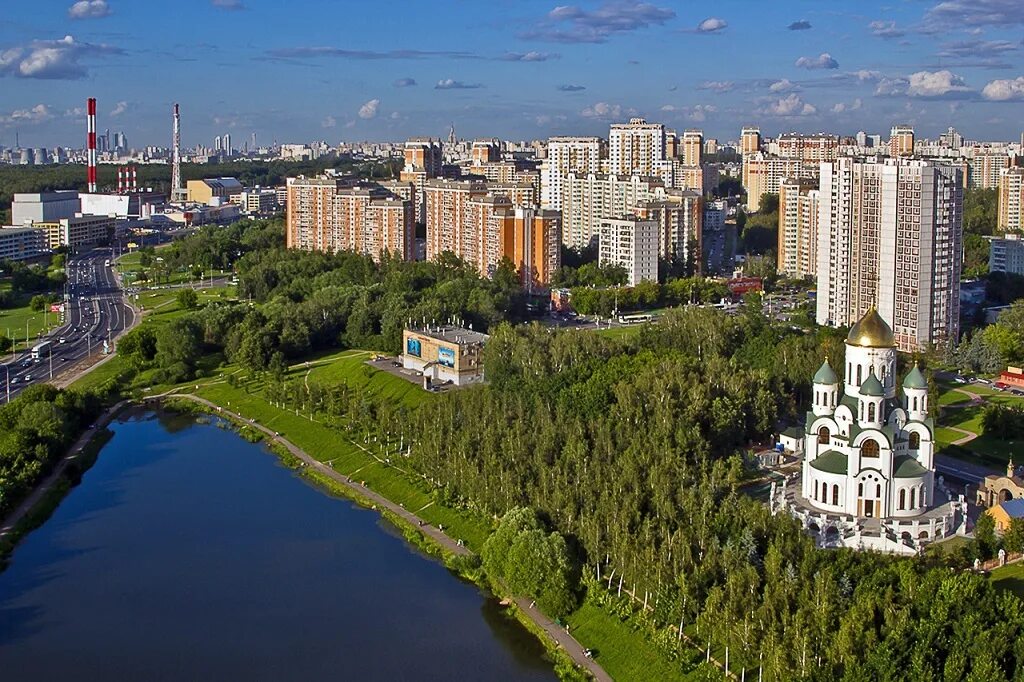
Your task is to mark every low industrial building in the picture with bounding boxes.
[0,226,49,261]
[401,324,489,386]
[186,177,244,205]
[11,191,80,225]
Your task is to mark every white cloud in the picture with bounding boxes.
[851,70,882,83]
[68,0,111,19]
[0,104,54,125]
[759,94,817,117]
[110,100,128,117]
[869,20,904,38]
[660,104,677,112]
[795,52,839,70]
[0,35,122,80]
[874,76,908,96]
[769,79,798,92]
[389,111,401,120]
[686,104,717,122]
[434,78,482,89]
[832,98,862,113]
[696,17,727,33]
[697,80,733,92]
[581,101,623,119]
[322,115,337,128]
[982,76,1024,101]
[907,70,969,97]
[357,98,379,119]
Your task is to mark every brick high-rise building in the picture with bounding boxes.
[423,178,560,289]
[999,167,1024,232]
[777,177,820,279]
[471,139,500,164]
[742,153,812,212]
[285,176,415,261]
[402,137,443,223]
[815,157,962,351]
[775,134,839,162]
[682,129,703,167]
[741,127,762,156]
[889,125,915,158]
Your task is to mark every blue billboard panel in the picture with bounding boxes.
[407,338,422,357]
[438,346,455,367]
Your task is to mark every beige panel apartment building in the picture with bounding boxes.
[999,167,1024,232]
[778,178,820,279]
[815,157,962,351]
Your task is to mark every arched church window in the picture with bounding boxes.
[899,489,906,510]
[862,439,880,458]
[912,396,918,411]
[857,365,862,385]
[919,486,926,507]
[910,488,917,509]
[909,432,920,449]
[868,403,876,422]
[832,484,840,505]
[818,426,830,444]
[876,483,881,498]
[858,482,863,496]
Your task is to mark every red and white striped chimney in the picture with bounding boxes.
[87,97,97,193]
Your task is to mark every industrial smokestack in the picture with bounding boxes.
[171,103,182,201]
[87,98,97,193]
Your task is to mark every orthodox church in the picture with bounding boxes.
[800,306,935,520]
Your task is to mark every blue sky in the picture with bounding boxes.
[1,0,1023,148]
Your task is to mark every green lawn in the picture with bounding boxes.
[937,388,973,407]
[0,301,63,353]
[567,603,709,682]
[990,562,1024,598]
[593,324,643,340]
[937,402,1020,467]
[306,351,429,409]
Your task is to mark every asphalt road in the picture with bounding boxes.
[1,246,136,402]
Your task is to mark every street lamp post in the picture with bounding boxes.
[25,317,34,356]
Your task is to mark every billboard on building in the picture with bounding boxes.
[438,346,455,367]
[406,338,422,357]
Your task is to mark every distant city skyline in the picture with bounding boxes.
[2,0,1024,147]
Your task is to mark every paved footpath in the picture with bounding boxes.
[160,393,613,682]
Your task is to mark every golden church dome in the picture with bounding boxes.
[846,306,895,348]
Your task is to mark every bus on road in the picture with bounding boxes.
[31,340,52,361]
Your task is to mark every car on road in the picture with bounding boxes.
[59,337,66,344]
[10,377,18,385]
[24,374,31,381]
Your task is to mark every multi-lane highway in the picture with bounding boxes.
[2,247,136,402]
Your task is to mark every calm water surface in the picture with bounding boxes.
[0,410,556,681]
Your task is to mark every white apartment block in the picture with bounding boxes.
[815,157,962,352]
[989,234,1024,275]
[560,173,666,250]
[998,167,1024,232]
[540,136,602,210]
[778,178,820,279]
[608,118,665,176]
[599,217,659,286]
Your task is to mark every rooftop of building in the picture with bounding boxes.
[408,324,489,346]
[997,498,1024,518]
